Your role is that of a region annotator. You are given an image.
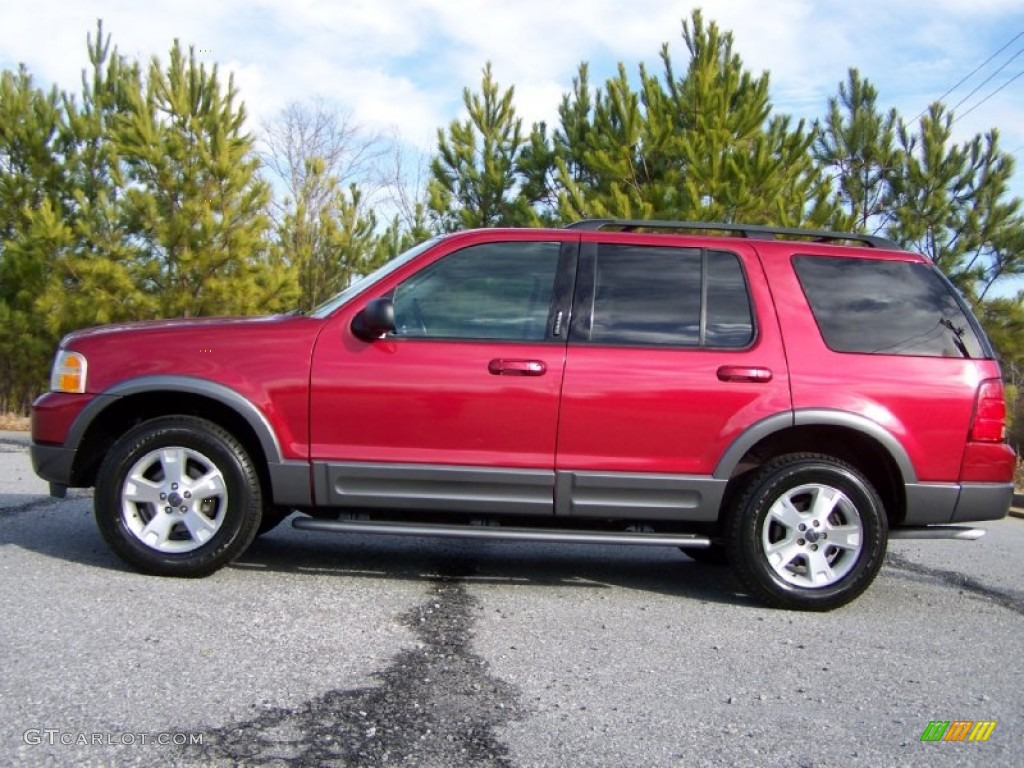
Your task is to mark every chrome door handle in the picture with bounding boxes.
[717,365,773,383]
[488,359,547,376]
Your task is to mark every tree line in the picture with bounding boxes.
[2,11,1023,442]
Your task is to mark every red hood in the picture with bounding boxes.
[62,315,289,344]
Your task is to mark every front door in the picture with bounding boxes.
[309,235,576,515]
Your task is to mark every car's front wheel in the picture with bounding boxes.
[94,416,262,577]
[726,453,887,611]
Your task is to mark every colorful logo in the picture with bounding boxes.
[920,720,997,742]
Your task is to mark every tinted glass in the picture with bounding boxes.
[392,241,560,341]
[706,251,755,347]
[588,245,752,348]
[793,256,985,358]
[590,246,701,345]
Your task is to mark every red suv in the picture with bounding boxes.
[30,220,1017,610]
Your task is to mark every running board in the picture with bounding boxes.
[292,517,713,547]
[889,526,986,541]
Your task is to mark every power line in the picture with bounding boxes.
[950,69,1024,123]
[915,31,1024,120]
[949,48,1024,114]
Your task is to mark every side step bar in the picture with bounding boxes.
[292,517,713,548]
[889,526,986,540]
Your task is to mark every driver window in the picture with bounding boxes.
[391,241,560,341]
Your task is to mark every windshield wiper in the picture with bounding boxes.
[939,317,970,358]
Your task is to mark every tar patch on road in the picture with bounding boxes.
[183,576,522,767]
[886,552,1024,616]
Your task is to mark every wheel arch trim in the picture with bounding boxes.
[69,376,312,506]
[69,376,285,463]
[713,409,917,484]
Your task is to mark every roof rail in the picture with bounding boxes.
[566,219,900,249]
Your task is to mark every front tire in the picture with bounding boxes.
[726,453,887,611]
[679,544,729,566]
[95,416,263,577]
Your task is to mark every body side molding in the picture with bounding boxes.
[314,461,555,515]
[555,470,725,522]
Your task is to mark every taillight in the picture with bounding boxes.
[969,379,1006,443]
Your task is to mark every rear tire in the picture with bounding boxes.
[94,416,262,577]
[726,453,887,611]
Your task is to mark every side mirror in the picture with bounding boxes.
[351,297,395,341]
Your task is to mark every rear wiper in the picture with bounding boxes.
[939,317,970,358]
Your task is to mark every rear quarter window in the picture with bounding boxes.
[792,255,986,358]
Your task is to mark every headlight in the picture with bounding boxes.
[50,350,88,393]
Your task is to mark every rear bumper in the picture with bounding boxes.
[904,482,1013,525]
[952,482,1014,522]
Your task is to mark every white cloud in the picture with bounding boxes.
[1,0,1022,198]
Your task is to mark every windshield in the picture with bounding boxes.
[308,236,443,319]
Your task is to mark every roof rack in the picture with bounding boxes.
[566,219,900,250]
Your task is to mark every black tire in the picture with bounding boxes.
[679,544,729,566]
[94,416,263,577]
[256,507,292,536]
[726,453,887,611]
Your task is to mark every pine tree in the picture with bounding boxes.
[814,69,897,233]
[114,40,294,317]
[0,66,68,410]
[551,10,838,226]
[279,156,382,312]
[34,21,151,332]
[429,63,536,230]
[886,105,1024,299]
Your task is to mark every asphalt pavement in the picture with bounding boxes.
[1,437,1022,767]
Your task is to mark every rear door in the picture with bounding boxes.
[554,236,791,521]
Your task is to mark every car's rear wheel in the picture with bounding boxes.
[726,453,887,611]
[95,416,262,577]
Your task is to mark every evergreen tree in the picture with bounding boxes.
[813,69,897,233]
[0,66,68,410]
[551,10,839,226]
[35,22,150,332]
[429,63,535,230]
[279,156,382,312]
[375,202,435,262]
[886,105,1024,300]
[114,40,295,317]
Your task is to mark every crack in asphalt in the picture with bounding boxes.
[182,575,522,767]
[885,551,1024,616]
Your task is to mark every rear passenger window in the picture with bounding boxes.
[793,256,986,358]
[583,245,754,348]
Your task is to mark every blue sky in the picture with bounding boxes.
[2,1,1023,229]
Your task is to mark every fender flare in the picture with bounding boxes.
[713,408,917,483]
[67,375,286,464]
[66,376,314,506]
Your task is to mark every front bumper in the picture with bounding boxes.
[30,391,97,496]
[30,442,76,496]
